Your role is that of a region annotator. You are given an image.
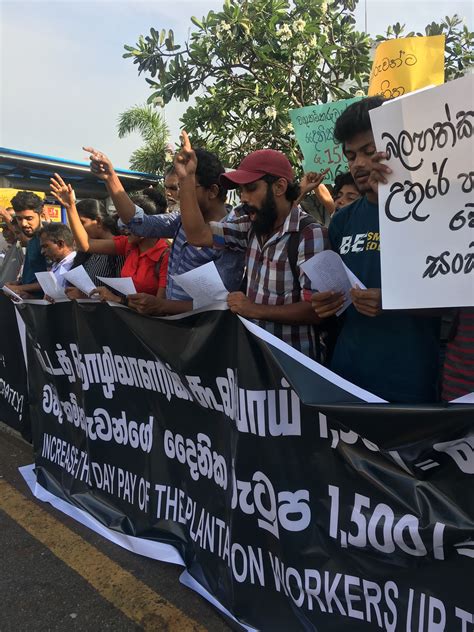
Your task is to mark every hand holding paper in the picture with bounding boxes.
[171,261,228,309]
[302,250,366,316]
[35,272,68,301]
[63,265,96,297]
[2,285,24,302]
[97,276,136,296]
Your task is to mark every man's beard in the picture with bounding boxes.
[243,187,278,237]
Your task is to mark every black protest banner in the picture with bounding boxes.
[18,300,474,631]
[0,294,29,436]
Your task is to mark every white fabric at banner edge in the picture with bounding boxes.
[237,315,386,404]
[19,464,258,631]
[18,464,184,565]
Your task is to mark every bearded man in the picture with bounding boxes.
[175,134,330,360]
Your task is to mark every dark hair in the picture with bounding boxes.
[194,148,227,201]
[262,174,301,203]
[130,187,167,215]
[10,191,44,213]
[164,164,177,177]
[39,222,74,248]
[76,198,118,234]
[333,171,356,198]
[333,96,385,148]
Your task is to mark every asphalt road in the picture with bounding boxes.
[0,422,234,632]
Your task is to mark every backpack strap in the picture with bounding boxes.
[155,247,170,276]
[287,214,318,289]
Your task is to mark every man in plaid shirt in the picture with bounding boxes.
[175,133,330,360]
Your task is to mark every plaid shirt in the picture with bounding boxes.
[211,206,330,358]
[118,207,244,301]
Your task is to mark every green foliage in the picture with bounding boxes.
[117,104,169,174]
[123,0,473,168]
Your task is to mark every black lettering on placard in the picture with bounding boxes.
[423,242,474,279]
[384,158,449,222]
[382,104,474,171]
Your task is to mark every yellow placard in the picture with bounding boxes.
[368,35,445,98]
[0,187,45,210]
[0,188,62,223]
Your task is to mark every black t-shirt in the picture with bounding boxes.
[329,196,441,403]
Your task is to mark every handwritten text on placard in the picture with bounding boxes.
[369,74,474,309]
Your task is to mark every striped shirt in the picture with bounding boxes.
[442,308,474,401]
[210,206,330,358]
[70,252,125,288]
[118,208,244,301]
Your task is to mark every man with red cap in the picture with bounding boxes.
[175,132,330,361]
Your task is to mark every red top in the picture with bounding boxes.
[113,235,169,295]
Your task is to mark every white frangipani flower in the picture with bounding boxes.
[276,24,292,42]
[215,21,231,40]
[265,106,278,120]
[293,19,306,33]
[294,44,306,63]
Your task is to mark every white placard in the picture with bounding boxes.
[369,74,474,309]
[35,271,68,300]
[301,250,366,315]
[171,261,228,309]
[63,265,96,296]
[97,276,136,296]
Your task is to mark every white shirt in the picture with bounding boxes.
[51,251,76,288]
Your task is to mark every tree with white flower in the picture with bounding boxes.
[123,0,473,168]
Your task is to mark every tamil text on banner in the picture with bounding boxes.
[290,97,361,182]
[368,35,445,98]
[369,74,474,310]
[15,299,474,631]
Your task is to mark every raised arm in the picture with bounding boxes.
[295,170,336,216]
[83,147,136,225]
[174,131,214,247]
[50,174,117,255]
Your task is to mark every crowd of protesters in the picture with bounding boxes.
[1,97,472,403]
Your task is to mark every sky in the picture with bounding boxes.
[0,0,472,170]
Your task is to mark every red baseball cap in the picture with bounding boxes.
[220,149,294,188]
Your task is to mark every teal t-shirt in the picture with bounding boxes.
[21,233,47,285]
[329,197,440,403]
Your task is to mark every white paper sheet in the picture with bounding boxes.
[97,276,136,296]
[301,250,366,315]
[35,271,68,300]
[171,261,228,309]
[63,265,96,296]
[1,285,24,302]
[449,392,474,404]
